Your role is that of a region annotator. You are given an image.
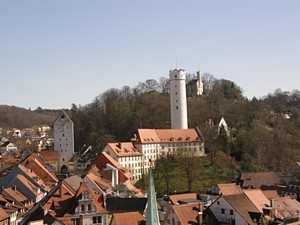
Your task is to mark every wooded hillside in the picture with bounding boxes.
[2,73,300,174]
[0,105,58,129]
[71,74,300,173]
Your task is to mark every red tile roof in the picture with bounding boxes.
[240,172,284,188]
[86,152,131,182]
[2,187,28,204]
[112,211,146,225]
[21,155,58,184]
[134,128,203,144]
[107,142,142,157]
[169,193,197,205]
[13,174,44,197]
[39,150,58,161]
[0,207,9,221]
[243,189,270,212]
[171,202,204,225]
[217,183,242,196]
[272,196,300,219]
[68,181,107,214]
[261,190,280,199]
[222,194,261,225]
[84,172,109,195]
[42,182,76,217]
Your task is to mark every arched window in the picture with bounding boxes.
[88,204,91,211]
[81,204,85,211]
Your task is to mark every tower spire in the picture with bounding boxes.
[146,162,160,225]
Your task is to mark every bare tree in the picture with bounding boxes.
[155,153,173,194]
[175,147,200,192]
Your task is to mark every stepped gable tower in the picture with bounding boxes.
[169,68,188,129]
[53,110,74,174]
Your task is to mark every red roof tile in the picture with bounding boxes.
[113,211,145,225]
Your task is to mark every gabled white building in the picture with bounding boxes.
[103,142,143,182]
[205,194,261,225]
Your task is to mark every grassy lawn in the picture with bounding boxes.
[135,152,240,195]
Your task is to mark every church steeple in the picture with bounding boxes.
[146,168,160,225]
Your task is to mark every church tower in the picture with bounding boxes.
[53,110,74,174]
[169,69,188,129]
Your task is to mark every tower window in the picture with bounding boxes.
[176,106,178,109]
[175,75,177,78]
[175,92,177,95]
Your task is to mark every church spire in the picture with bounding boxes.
[146,165,160,225]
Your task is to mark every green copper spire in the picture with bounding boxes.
[146,169,160,225]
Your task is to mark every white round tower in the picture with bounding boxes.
[169,69,188,129]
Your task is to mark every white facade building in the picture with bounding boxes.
[169,69,188,129]
[131,128,205,175]
[103,129,205,181]
[207,194,261,224]
[103,142,143,183]
[53,110,74,173]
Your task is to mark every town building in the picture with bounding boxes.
[101,128,205,181]
[102,142,143,183]
[162,202,204,225]
[131,127,205,175]
[0,140,17,154]
[204,194,261,224]
[38,150,59,173]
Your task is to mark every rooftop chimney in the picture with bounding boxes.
[198,204,203,225]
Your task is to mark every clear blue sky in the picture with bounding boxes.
[1,1,299,110]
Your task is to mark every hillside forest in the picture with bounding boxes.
[2,73,300,176]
